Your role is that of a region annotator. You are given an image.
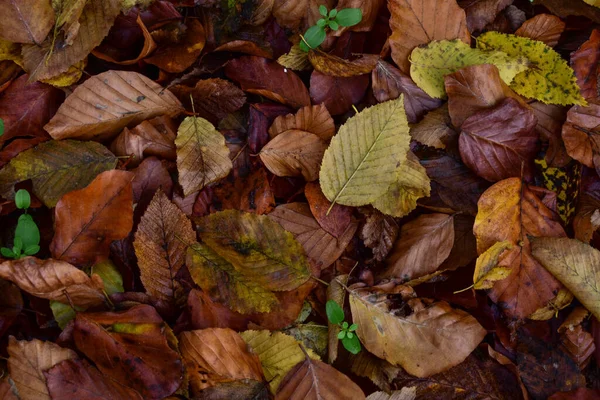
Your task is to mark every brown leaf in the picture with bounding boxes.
[214,40,273,59]
[0,280,22,338]
[145,19,206,73]
[192,380,269,400]
[459,98,539,182]
[573,192,600,243]
[0,0,54,44]
[381,213,455,281]
[170,78,246,124]
[534,0,600,24]
[308,50,379,77]
[22,0,121,81]
[562,99,600,169]
[249,103,292,153]
[44,70,183,141]
[548,388,600,400]
[131,156,174,204]
[187,289,250,331]
[445,63,526,129]
[269,104,335,140]
[558,307,596,369]
[259,130,327,181]
[92,15,157,65]
[531,101,570,167]
[134,189,196,304]
[305,182,353,238]
[0,74,63,145]
[225,56,310,109]
[351,351,400,393]
[7,337,77,400]
[457,0,513,32]
[110,116,177,167]
[268,203,357,270]
[73,305,184,399]
[51,170,134,266]
[180,328,264,394]
[439,214,478,271]
[372,60,442,123]
[473,178,566,318]
[309,71,369,115]
[272,0,333,30]
[571,29,600,100]
[45,358,144,400]
[275,356,365,400]
[0,377,18,400]
[515,14,565,47]
[389,0,470,73]
[209,168,275,215]
[409,105,457,149]
[0,257,106,308]
[359,208,399,261]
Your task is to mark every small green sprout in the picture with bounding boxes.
[0,118,4,137]
[1,189,40,259]
[326,299,361,354]
[300,6,363,51]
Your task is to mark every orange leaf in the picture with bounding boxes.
[515,14,565,47]
[145,19,206,73]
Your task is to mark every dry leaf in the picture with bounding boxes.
[409,105,456,149]
[351,351,400,393]
[145,19,206,73]
[44,70,183,141]
[562,98,600,170]
[309,71,370,115]
[305,181,353,238]
[327,275,348,364]
[92,14,156,65]
[573,192,600,242]
[277,44,311,71]
[457,0,513,32]
[472,240,513,290]
[269,104,335,141]
[557,307,595,369]
[359,208,399,261]
[515,14,565,47]
[308,50,379,77]
[50,170,134,266]
[571,29,600,100]
[0,0,55,45]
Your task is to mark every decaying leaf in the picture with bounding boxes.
[268,104,335,141]
[359,208,399,261]
[557,307,596,368]
[44,70,183,141]
[0,0,55,45]
[472,240,513,290]
[515,14,565,47]
[50,170,134,266]
[320,97,411,207]
[351,351,400,393]
[308,50,379,77]
[277,43,311,71]
[175,116,233,196]
[571,29,600,100]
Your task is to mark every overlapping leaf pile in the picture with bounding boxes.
[1,0,600,399]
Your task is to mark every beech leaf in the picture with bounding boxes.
[0,0,55,45]
[515,14,565,47]
[269,104,335,141]
[473,240,513,290]
[308,50,379,77]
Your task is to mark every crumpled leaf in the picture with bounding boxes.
[0,257,106,308]
[0,0,54,45]
[457,0,513,32]
[561,99,600,171]
[240,330,320,393]
[349,286,486,377]
[269,104,335,141]
[73,305,184,399]
[259,130,327,181]
[409,105,456,149]
[389,0,470,73]
[381,213,454,281]
[515,14,565,47]
[134,189,196,304]
[477,31,586,106]
[472,240,513,290]
[359,208,399,261]
[50,170,134,266]
[320,97,410,207]
[175,116,233,196]
[198,210,310,291]
[557,307,596,368]
[22,0,121,81]
[7,337,77,400]
[308,50,379,77]
[44,70,183,141]
[275,356,365,400]
[0,140,116,207]
[531,237,600,319]
[571,29,600,100]
[179,328,264,394]
[410,39,529,99]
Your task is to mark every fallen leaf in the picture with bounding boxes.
[372,60,442,123]
[0,0,55,45]
[459,97,539,182]
[334,0,384,33]
[50,170,134,266]
[208,168,275,215]
[269,104,335,141]
[145,19,206,73]
[187,289,250,331]
[549,388,600,400]
[213,40,273,59]
[73,305,184,399]
[175,116,233,196]
[409,105,456,149]
[191,379,269,399]
[0,140,117,207]
[45,358,144,400]
[259,130,327,181]
[351,351,400,393]
[474,178,567,318]
[22,0,121,81]
[309,71,370,115]
[515,14,565,47]
[268,203,357,270]
[0,377,18,400]
[359,208,399,261]
[305,181,353,238]
[92,14,157,65]
[277,43,311,71]
[326,275,348,364]
[52,0,87,45]
[44,70,183,141]
[558,307,596,369]
[472,240,513,290]
[308,50,379,77]
[275,356,365,400]
[131,156,174,203]
[389,0,470,73]
[573,192,600,242]
[249,103,292,153]
[320,97,411,206]
[381,213,454,281]
[272,0,331,30]
[366,388,417,400]
[561,99,600,170]
[225,56,310,109]
[134,189,195,304]
[349,286,486,377]
[457,0,513,32]
[571,29,600,100]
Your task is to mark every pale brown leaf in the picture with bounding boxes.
[269,104,335,141]
[0,0,54,45]
[515,14,565,47]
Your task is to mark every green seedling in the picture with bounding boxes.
[300,5,363,51]
[326,299,361,354]
[0,118,4,137]
[1,189,40,259]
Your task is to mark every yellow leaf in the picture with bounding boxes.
[531,237,600,319]
[477,31,586,106]
[410,39,529,99]
[0,39,23,65]
[277,43,311,71]
[40,59,86,87]
[240,330,319,393]
[319,96,411,207]
[371,152,430,217]
[91,260,124,296]
[583,0,600,7]
[528,288,573,320]
[473,241,513,290]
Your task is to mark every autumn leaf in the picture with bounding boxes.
[50,170,134,266]
[561,99,600,170]
[472,240,513,290]
[359,209,399,262]
[175,116,233,196]
[134,189,196,304]
[308,50,379,77]
[145,19,205,73]
[44,70,183,141]
[320,96,410,207]
[351,351,400,393]
[277,44,311,71]
[310,71,370,116]
[457,0,513,32]
[0,140,117,207]
[269,104,335,141]
[409,105,456,149]
[305,181,353,238]
[515,14,565,47]
[571,29,600,100]
[557,307,596,368]
[0,0,54,45]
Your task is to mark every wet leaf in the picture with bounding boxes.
[515,14,565,47]
[50,170,134,266]
[269,104,335,141]
[0,140,117,207]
